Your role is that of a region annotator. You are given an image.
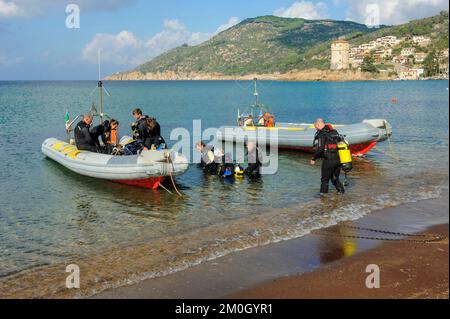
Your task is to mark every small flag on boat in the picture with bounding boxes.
[65,111,70,129]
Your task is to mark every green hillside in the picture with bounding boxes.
[134,16,375,75]
[115,12,448,77]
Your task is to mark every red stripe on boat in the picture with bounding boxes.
[348,141,377,156]
[114,176,166,189]
[279,141,377,156]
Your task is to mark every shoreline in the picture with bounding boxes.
[105,70,449,82]
[94,192,449,299]
[228,223,448,299]
[105,69,395,82]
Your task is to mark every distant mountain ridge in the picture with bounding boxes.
[107,12,448,80]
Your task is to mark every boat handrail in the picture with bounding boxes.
[67,114,84,131]
[66,114,83,143]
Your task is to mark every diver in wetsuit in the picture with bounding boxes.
[195,141,217,173]
[144,117,166,149]
[244,142,262,176]
[89,120,110,152]
[215,148,234,178]
[131,108,149,146]
[310,118,345,195]
[74,114,98,152]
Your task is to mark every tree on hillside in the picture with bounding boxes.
[361,55,378,73]
[423,50,439,76]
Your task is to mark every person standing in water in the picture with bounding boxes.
[244,141,262,176]
[310,118,345,195]
[195,141,217,173]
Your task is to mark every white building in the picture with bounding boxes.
[412,36,431,47]
[398,68,423,80]
[401,47,415,57]
[380,36,400,46]
[393,55,408,64]
[414,52,427,63]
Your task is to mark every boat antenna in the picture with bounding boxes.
[253,77,259,106]
[89,49,111,122]
[98,49,103,122]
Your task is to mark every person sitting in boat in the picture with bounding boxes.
[263,113,275,127]
[257,115,265,126]
[102,119,121,154]
[243,115,254,127]
[90,120,111,152]
[144,117,166,150]
[244,141,262,176]
[131,108,149,145]
[195,141,217,173]
[74,114,99,152]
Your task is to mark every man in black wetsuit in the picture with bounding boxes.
[195,141,217,173]
[131,108,148,146]
[74,114,98,152]
[144,117,165,149]
[244,142,262,176]
[310,118,345,195]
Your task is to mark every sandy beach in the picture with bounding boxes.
[95,192,449,299]
[228,223,448,299]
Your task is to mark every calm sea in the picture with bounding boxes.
[0,80,448,297]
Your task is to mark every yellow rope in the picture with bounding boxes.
[165,154,183,197]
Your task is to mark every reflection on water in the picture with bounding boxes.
[317,224,358,264]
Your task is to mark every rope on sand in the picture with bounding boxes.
[313,224,445,244]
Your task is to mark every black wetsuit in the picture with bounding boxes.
[312,125,345,194]
[74,120,98,152]
[217,154,234,177]
[132,116,149,145]
[244,147,262,176]
[90,123,109,150]
[199,146,217,173]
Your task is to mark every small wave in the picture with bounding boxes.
[0,173,447,299]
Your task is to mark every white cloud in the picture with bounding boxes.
[0,0,134,19]
[82,30,144,66]
[343,0,449,25]
[274,1,328,19]
[0,0,24,18]
[216,16,240,33]
[82,17,241,67]
[0,51,23,66]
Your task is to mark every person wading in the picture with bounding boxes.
[310,118,345,195]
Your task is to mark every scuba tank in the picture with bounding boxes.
[234,164,245,177]
[337,140,353,172]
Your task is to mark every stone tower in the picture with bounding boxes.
[331,40,350,70]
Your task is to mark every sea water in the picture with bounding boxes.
[0,80,448,297]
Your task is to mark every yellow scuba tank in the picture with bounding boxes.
[234,164,245,177]
[337,141,353,172]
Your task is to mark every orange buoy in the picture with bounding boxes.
[391,97,398,103]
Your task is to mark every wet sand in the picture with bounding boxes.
[228,223,449,299]
[94,192,449,299]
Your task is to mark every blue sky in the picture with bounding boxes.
[0,0,448,80]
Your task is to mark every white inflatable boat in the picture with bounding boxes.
[42,137,189,189]
[217,119,392,156]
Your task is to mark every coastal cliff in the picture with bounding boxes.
[105,69,394,82]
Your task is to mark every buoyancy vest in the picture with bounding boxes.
[263,113,275,127]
